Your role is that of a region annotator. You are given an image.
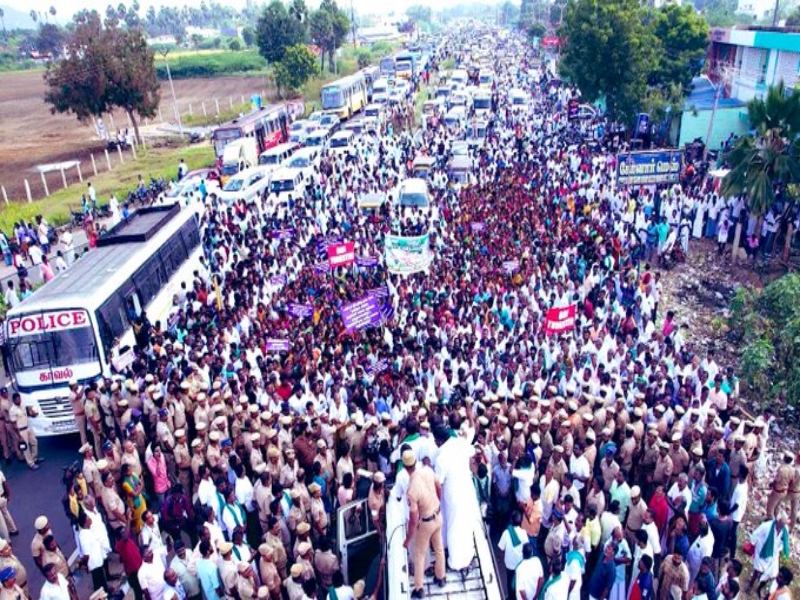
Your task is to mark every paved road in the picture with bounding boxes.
[1,432,110,598]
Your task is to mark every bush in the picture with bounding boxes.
[356,49,371,69]
[229,39,242,51]
[729,273,800,412]
[155,50,267,79]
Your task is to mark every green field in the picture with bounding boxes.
[0,42,402,230]
[0,144,214,233]
[155,49,267,79]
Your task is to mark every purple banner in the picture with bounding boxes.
[265,339,290,352]
[470,222,485,232]
[272,228,295,240]
[341,296,383,330]
[502,260,520,274]
[317,235,342,257]
[270,274,288,286]
[356,256,379,268]
[365,359,390,375]
[314,262,331,275]
[380,302,395,322]
[287,302,314,318]
[367,285,390,300]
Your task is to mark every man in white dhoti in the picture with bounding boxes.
[433,424,479,572]
[747,513,790,597]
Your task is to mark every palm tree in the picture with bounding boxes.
[0,8,6,40]
[49,6,56,20]
[721,81,800,260]
[30,10,37,24]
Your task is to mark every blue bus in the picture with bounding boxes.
[379,56,396,77]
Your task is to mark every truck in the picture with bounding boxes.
[220,137,258,184]
[395,52,417,80]
[336,492,503,600]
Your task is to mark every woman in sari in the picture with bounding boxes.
[120,463,147,534]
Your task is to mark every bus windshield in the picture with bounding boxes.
[212,128,241,157]
[8,323,99,389]
[380,58,395,73]
[322,87,344,110]
[474,97,491,109]
[397,60,412,73]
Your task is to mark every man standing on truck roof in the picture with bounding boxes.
[402,449,445,599]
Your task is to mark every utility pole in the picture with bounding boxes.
[160,49,183,136]
[772,0,780,26]
[350,0,357,49]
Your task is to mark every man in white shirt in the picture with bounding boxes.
[140,510,168,568]
[329,571,355,600]
[514,543,544,600]
[139,545,167,600]
[498,512,528,597]
[3,282,19,309]
[39,563,71,600]
[729,465,749,557]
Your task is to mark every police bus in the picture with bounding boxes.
[5,204,204,436]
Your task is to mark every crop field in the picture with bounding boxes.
[0,70,269,203]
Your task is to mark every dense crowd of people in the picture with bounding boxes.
[0,27,796,600]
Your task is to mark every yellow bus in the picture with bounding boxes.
[321,74,368,120]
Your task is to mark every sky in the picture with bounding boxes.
[5,0,500,21]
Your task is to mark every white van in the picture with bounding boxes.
[451,69,468,87]
[509,88,528,111]
[372,78,390,103]
[281,146,320,174]
[444,107,467,131]
[303,127,332,151]
[328,130,356,157]
[364,103,385,125]
[398,178,430,210]
[258,142,299,168]
[216,166,272,205]
[266,167,306,208]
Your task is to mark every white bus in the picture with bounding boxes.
[5,204,204,436]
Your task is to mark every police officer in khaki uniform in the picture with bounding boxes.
[313,537,339,589]
[0,539,26,595]
[84,389,103,457]
[173,429,191,495]
[236,562,258,599]
[265,516,288,580]
[218,541,238,598]
[0,389,11,463]
[68,380,88,447]
[766,452,795,518]
[728,435,748,479]
[8,393,39,470]
[257,544,281,600]
[652,442,674,488]
[402,449,445,597]
[283,563,304,600]
[80,445,102,498]
[789,452,800,530]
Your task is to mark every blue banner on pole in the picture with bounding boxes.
[616,150,683,186]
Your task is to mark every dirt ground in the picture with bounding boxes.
[0,71,270,201]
